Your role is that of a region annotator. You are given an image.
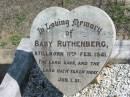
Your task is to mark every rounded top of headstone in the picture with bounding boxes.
[30,5,116,96]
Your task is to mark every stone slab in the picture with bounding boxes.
[30,6,116,96]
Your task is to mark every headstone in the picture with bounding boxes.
[30,5,116,96]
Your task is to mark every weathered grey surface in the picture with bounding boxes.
[30,6,116,96]
[110,40,130,64]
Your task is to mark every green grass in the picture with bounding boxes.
[9,34,21,45]
[15,13,26,26]
[64,0,72,5]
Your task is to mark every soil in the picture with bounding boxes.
[0,0,95,64]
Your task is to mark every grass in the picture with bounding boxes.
[9,34,21,45]
[64,0,73,5]
[15,13,26,26]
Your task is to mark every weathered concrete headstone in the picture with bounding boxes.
[30,6,116,96]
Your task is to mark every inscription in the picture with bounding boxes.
[43,68,98,75]
[57,40,106,48]
[38,19,103,34]
[58,77,80,83]
[35,40,52,47]
[34,40,107,48]
[35,51,64,56]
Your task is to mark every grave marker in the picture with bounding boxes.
[30,5,116,96]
